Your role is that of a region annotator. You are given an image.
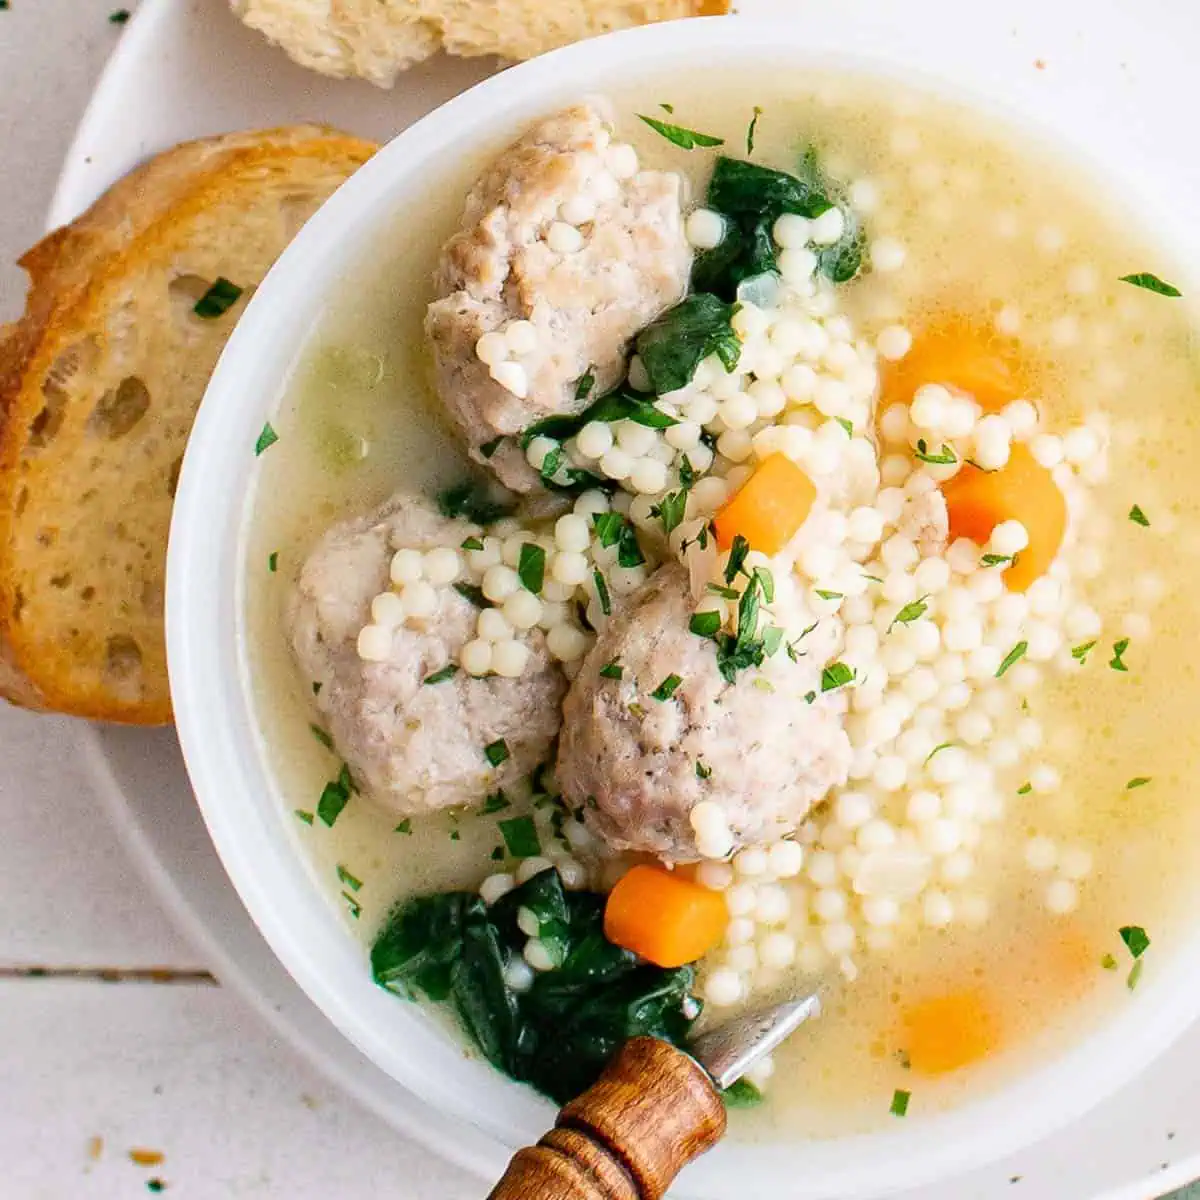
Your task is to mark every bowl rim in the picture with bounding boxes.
[168,13,1200,1198]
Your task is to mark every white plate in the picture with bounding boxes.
[53,0,1200,1196]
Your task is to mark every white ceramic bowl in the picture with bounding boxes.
[168,15,1200,1199]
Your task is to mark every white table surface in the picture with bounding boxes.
[0,3,476,1195]
[2,5,1198,1200]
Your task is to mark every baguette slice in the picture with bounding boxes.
[233,0,731,88]
[0,126,376,723]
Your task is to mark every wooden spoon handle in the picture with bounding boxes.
[487,1037,727,1200]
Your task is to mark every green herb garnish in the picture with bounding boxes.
[423,664,458,685]
[337,864,363,892]
[461,536,485,551]
[746,106,763,155]
[889,596,929,630]
[574,370,595,401]
[294,809,315,825]
[696,759,713,780]
[593,569,612,616]
[480,791,511,815]
[498,815,542,859]
[1110,638,1131,672]
[317,765,355,827]
[591,512,645,569]
[268,551,279,572]
[815,589,843,601]
[638,114,725,150]
[193,277,243,319]
[1101,953,1118,971]
[484,739,510,767]
[1126,777,1151,790]
[518,543,546,593]
[342,891,363,919]
[835,416,854,437]
[1120,925,1151,959]
[254,422,278,456]
[821,662,855,692]
[722,1079,763,1108]
[914,438,958,466]
[724,534,751,584]
[599,659,624,680]
[1017,782,1032,795]
[890,1089,911,1117]
[1071,640,1097,664]
[1120,273,1181,298]
[1128,505,1150,527]
[310,723,334,750]
[981,553,1013,566]
[109,8,131,22]
[651,489,689,535]
[652,674,683,701]
[996,641,1028,678]
[395,819,412,834]
[690,611,722,638]
[438,480,514,525]
[454,582,488,608]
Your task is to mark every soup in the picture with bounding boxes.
[245,69,1200,1136]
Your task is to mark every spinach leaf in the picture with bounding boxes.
[437,480,514,525]
[521,387,676,449]
[694,152,862,299]
[369,870,701,1105]
[635,294,741,394]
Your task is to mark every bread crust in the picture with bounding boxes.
[0,126,376,723]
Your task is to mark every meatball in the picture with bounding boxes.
[288,493,566,816]
[425,102,692,491]
[556,565,852,860]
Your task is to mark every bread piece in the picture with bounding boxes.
[231,0,731,88]
[0,126,376,723]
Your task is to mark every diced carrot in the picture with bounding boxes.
[712,453,816,556]
[884,316,1030,413]
[603,865,728,969]
[941,445,1066,592]
[904,990,998,1076]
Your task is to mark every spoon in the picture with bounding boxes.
[487,991,822,1199]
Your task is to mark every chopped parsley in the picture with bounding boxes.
[394,819,412,835]
[690,610,722,638]
[461,536,485,551]
[336,864,363,892]
[480,791,511,815]
[490,846,505,861]
[815,589,843,601]
[651,489,688,535]
[1110,638,1131,672]
[746,105,763,155]
[713,569,770,681]
[660,102,675,113]
[914,439,957,466]
[479,436,503,459]
[996,640,1028,677]
[761,625,783,656]
[890,1089,911,1117]
[821,662,855,692]
[317,764,355,826]
[1126,776,1152,789]
[294,809,315,825]
[1071,640,1097,664]
[1128,505,1150,527]
[453,582,488,608]
[724,534,751,584]
[437,481,513,525]
[591,512,645,568]
[981,553,1013,567]
[593,569,612,616]
[924,742,955,764]
[753,567,775,603]
[1119,273,1182,298]
[638,114,725,150]
[1101,953,1118,971]
[342,891,362,919]
[1120,925,1151,959]
[651,674,683,701]
[889,596,929,630]
[708,583,740,600]
[599,659,624,680]
[309,723,334,751]
[484,739,510,767]
[254,422,278,455]
[498,815,542,858]
[423,664,458,685]
[193,276,243,319]
[268,551,278,572]
[110,8,131,22]
[450,830,461,841]
[696,759,713,780]
[574,370,595,401]
[1017,782,1032,795]
[518,543,546,593]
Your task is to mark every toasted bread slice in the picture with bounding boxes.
[0,126,376,723]
[232,0,731,88]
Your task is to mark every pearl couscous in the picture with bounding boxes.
[247,71,1200,1137]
